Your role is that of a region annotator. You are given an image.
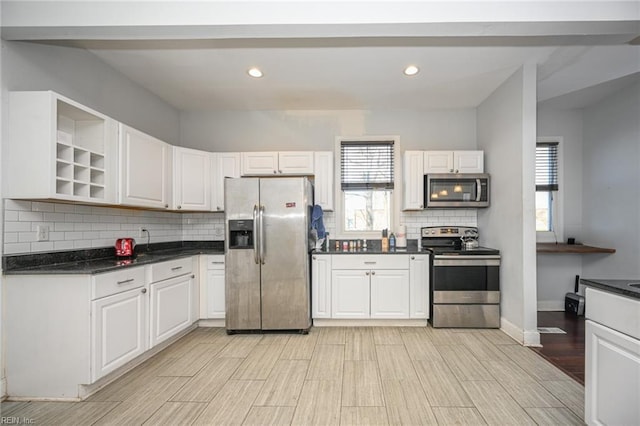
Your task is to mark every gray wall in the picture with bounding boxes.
[179,109,477,152]
[477,65,539,344]
[536,108,584,310]
[582,82,640,278]
[1,41,180,144]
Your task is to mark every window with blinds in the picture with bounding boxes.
[536,142,559,191]
[340,140,394,190]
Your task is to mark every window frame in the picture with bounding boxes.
[334,136,401,239]
[536,136,563,243]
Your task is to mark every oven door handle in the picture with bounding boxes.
[434,256,500,266]
[476,178,482,202]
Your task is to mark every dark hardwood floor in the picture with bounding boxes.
[531,311,585,384]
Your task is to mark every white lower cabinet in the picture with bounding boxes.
[332,269,371,318]
[150,274,195,347]
[311,254,332,318]
[313,254,425,321]
[585,287,640,426]
[200,255,226,319]
[409,254,430,319]
[91,286,147,382]
[149,258,196,347]
[5,257,199,400]
[370,269,410,318]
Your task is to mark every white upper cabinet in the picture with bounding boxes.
[5,91,118,204]
[278,151,315,174]
[313,151,334,211]
[241,151,314,175]
[119,124,172,209]
[173,147,211,211]
[424,150,484,174]
[403,151,425,210]
[211,152,241,212]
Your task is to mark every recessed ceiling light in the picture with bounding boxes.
[247,67,263,78]
[404,65,419,76]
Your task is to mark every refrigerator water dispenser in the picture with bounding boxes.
[228,220,253,249]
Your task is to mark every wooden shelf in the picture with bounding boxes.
[537,243,616,254]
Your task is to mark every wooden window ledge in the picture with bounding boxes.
[537,243,616,254]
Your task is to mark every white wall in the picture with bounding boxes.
[582,82,640,278]
[477,64,539,345]
[536,108,584,310]
[1,41,180,144]
[179,109,477,152]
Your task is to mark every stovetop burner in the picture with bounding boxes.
[421,226,500,256]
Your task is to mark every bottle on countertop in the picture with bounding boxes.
[381,229,389,252]
[389,232,396,251]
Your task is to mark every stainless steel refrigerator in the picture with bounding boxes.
[224,177,313,333]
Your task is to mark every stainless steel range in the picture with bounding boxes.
[421,226,501,328]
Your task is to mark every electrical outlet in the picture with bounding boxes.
[139,227,146,238]
[36,225,49,241]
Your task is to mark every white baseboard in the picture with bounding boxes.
[313,319,428,327]
[500,316,541,347]
[198,319,225,328]
[537,301,565,311]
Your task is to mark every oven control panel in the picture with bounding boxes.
[421,226,477,238]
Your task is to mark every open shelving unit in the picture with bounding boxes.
[54,100,108,201]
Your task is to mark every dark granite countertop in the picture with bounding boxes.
[313,239,427,255]
[3,241,224,275]
[580,278,640,300]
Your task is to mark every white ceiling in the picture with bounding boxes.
[3,1,639,112]
[87,43,560,111]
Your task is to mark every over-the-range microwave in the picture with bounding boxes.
[424,174,490,208]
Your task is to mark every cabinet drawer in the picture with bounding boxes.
[207,255,225,270]
[92,266,145,300]
[150,257,193,283]
[331,254,409,270]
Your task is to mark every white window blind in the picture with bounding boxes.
[340,140,394,190]
[536,142,559,191]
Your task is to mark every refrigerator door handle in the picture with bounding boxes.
[259,205,266,264]
[253,204,260,264]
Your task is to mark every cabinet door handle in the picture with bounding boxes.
[364,261,376,265]
[371,271,376,275]
[117,278,134,285]
[211,261,224,265]
[141,288,147,294]
[171,266,183,271]
[365,271,370,276]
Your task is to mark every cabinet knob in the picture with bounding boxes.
[411,256,415,260]
[365,271,370,276]
[371,271,376,275]
[279,170,283,174]
[141,288,147,294]
[312,256,316,260]
[450,169,454,173]
[192,274,195,279]
[177,205,182,209]
[420,205,423,208]
[217,206,221,211]
[164,204,169,208]
[273,170,277,174]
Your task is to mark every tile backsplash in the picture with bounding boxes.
[3,200,225,255]
[3,200,475,255]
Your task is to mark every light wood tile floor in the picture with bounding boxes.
[1,327,585,425]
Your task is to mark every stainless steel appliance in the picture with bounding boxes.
[225,177,313,333]
[424,174,490,208]
[421,226,501,328]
